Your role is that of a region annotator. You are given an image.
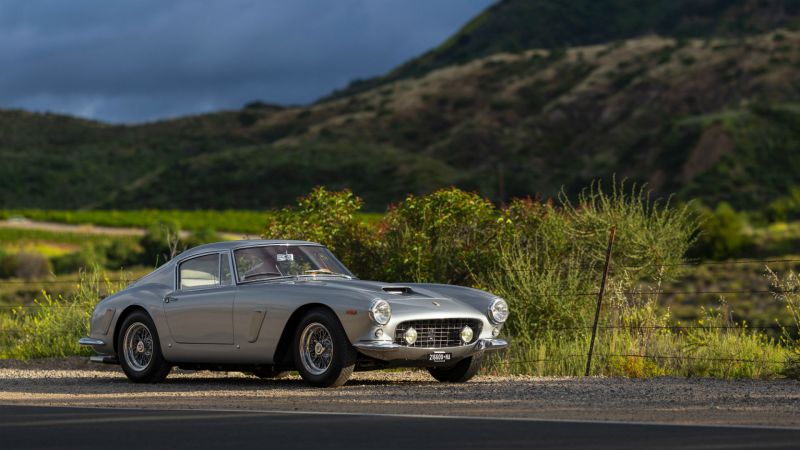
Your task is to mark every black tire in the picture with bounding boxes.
[250,367,290,379]
[117,311,171,383]
[293,308,356,387]
[428,354,483,383]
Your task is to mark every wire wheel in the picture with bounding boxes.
[298,322,334,376]
[123,322,154,372]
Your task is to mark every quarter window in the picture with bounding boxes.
[220,253,232,286]
[179,254,220,289]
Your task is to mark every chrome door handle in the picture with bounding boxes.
[164,296,178,303]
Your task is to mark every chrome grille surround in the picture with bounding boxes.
[394,318,482,348]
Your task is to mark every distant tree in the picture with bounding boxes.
[692,202,752,260]
[139,221,182,267]
[13,252,52,280]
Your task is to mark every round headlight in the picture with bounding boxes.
[369,299,391,325]
[489,298,509,324]
[404,327,417,345]
[460,325,474,343]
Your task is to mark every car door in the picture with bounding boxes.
[164,252,235,345]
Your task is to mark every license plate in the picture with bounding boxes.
[428,352,452,363]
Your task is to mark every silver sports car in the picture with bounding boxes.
[79,240,509,387]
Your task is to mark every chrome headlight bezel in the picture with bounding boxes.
[369,298,391,325]
[488,298,509,324]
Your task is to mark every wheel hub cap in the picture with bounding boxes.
[299,322,334,376]
[123,322,153,373]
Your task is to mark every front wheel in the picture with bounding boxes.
[293,309,356,387]
[117,311,171,383]
[428,354,483,383]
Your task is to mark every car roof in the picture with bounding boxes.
[177,239,322,259]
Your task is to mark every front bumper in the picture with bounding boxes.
[353,338,507,362]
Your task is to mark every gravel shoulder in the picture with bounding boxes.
[1,357,799,428]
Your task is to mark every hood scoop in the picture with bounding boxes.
[382,286,415,295]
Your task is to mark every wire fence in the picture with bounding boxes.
[502,353,788,366]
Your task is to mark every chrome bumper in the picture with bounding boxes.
[78,337,105,346]
[353,338,508,361]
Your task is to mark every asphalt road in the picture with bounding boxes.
[0,405,798,450]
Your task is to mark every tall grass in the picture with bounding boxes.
[482,182,791,379]
[766,268,800,378]
[0,268,127,359]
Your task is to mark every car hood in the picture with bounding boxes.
[300,278,481,316]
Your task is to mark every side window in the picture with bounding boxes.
[220,253,232,286]
[179,254,220,289]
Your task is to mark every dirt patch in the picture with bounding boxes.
[681,124,735,182]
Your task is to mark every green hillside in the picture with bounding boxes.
[328,0,800,99]
[2,1,800,211]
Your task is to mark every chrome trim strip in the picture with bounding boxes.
[78,337,105,346]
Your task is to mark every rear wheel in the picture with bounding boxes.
[428,355,483,383]
[293,309,356,387]
[117,311,171,383]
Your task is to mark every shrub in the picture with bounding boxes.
[12,252,52,280]
[691,202,752,260]
[184,228,221,248]
[51,245,102,274]
[139,221,182,267]
[378,188,499,284]
[0,250,15,278]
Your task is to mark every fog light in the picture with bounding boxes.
[460,325,474,343]
[492,326,500,337]
[404,327,417,345]
[374,328,384,338]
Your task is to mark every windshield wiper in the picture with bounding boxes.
[242,271,283,281]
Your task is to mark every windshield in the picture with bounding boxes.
[233,245,354,282]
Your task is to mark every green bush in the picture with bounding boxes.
[768,186,800,222]
[51,239,140,274]
[0,250,15,278]
[184,228,222,248]
[378,188,498,284]
[52,246,102,274]
[10,252,52,280]
[139,221,182,267]
[691,202,753,260]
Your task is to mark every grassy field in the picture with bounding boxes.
[1,209,383,234]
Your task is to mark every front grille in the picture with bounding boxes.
[395,318,482,348]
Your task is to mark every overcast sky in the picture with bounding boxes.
[1,0,493,123]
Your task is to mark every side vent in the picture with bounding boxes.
[382,286,414,295]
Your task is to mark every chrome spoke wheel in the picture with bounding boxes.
[299,322,334,376]
[123,322,154,372]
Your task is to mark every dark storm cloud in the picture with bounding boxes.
[0,0,493,123]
